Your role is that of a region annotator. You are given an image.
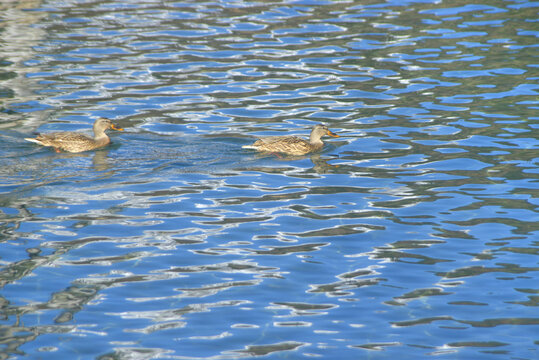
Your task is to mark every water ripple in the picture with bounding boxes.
[1,0,538,359]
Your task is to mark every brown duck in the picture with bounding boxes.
[242,124,339,155]
[25,117,123,153]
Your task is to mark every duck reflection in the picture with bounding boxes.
[242,152,341,174]
[18,146,114,176]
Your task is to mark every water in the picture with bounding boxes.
[1,0,538,359]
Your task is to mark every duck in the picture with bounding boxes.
[242,124,339,155]
[25,117,123,153]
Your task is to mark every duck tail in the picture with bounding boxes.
[24,138,45,145]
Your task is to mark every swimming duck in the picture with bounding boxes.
[25,117,123,153]
[242,124,339,155]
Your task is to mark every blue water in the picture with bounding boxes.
[1,0,538,359]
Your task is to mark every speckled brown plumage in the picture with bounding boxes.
[243,124,339,155]
[25,117,123,153]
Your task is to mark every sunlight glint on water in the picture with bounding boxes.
[0,1,538,359]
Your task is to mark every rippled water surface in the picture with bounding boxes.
[1,0,538,359]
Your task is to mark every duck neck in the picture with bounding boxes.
[309,133,323,146]
[93,132,110,145]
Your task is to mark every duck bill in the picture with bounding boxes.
[111,124,124,131]
[327,130,339,138]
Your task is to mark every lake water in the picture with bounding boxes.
[1,0,538,359]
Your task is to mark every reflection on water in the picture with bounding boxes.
[1,0,538,359]
[0,0,52,128]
